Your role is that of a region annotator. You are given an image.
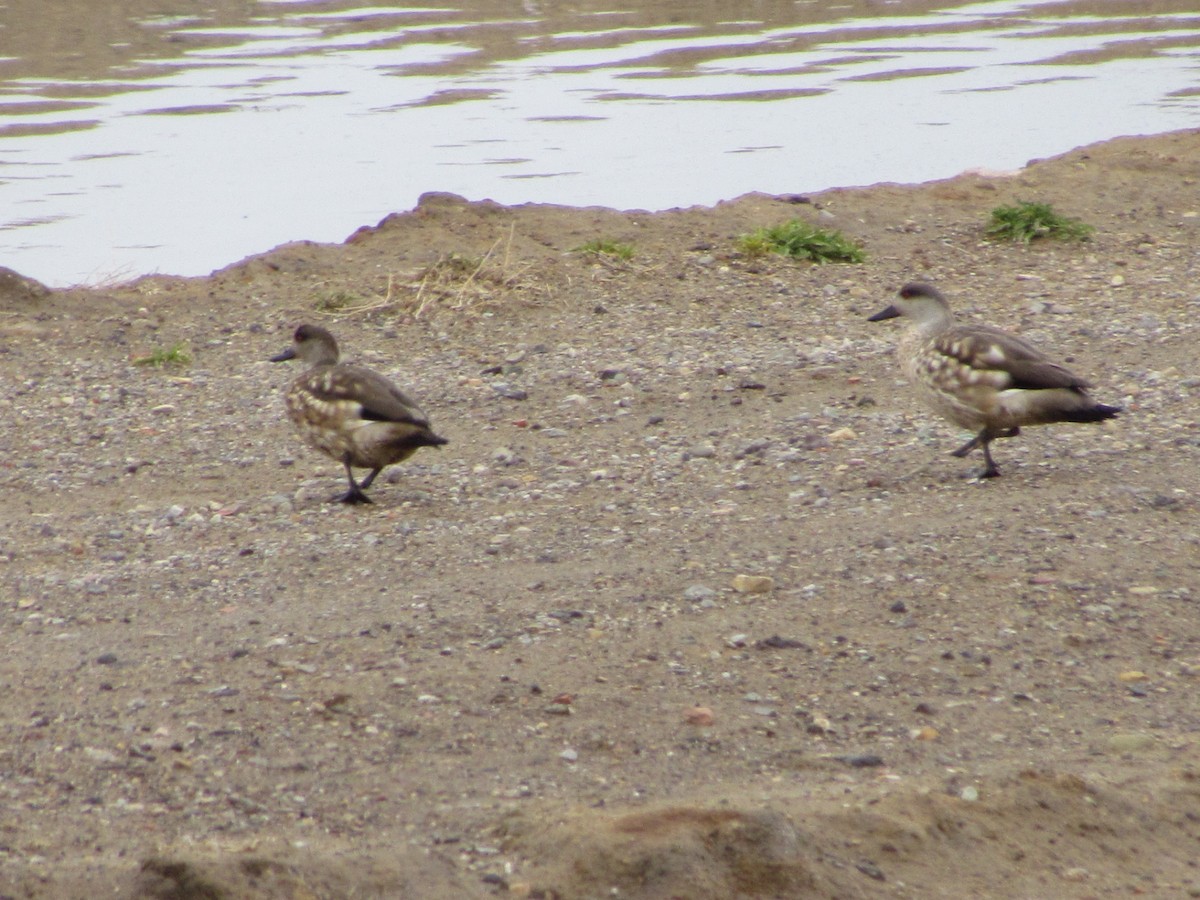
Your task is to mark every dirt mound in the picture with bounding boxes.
[498,770,1200,899]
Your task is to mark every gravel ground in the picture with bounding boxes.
[1,129,1199,899]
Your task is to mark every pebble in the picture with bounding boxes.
[684,706,714,726]
[734,439,770,458]
[731,574,774,594]
[1106,733,1155,753]
[491,447,519,464]
[755,635,808,650]
[559,748,578,763]
[855,861,885,881]
[83,747,119,765]
[492,383,528,401]
[683,584,717,603]
[838,753,884,768]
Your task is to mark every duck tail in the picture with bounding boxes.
[1060,403,1121,424]
[421,432,450,447]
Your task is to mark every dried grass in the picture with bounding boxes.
[314,224,554,320]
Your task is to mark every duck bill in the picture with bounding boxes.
[270,347,297,362]
[868,305,900,322]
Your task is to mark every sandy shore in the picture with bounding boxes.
[1,129,1198,899]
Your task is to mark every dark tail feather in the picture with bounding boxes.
[1061,403,1121,424]
[420,431,450,448]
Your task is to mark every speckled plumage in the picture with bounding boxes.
[869,283,1120,478]
[271,324,447,503]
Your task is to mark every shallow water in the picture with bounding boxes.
[1,0,1198,286]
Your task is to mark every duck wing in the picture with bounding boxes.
[937,325,1092,392]
[308,365,432,426]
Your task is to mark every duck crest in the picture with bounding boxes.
[271,324,448,503]
[870,283,1119,479]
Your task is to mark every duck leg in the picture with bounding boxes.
[951,426,1020,459]
[978,438,1002,479]
[951,427,1007,478]
[950,433,982,458]
[335,459,374,504]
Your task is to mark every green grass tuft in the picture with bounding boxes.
[737,219,865,263]
[985,201,1094,244]
[574,239,635,261]
[133,342,191,367]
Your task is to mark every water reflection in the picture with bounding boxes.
[0,0,1197,285]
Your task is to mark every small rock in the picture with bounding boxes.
[838,753,884,768]
[684,706,714,727]
[808,714,834,735]
[492,383,528,401]
[731,574,774,594]
[683,584,717,603]
[1107,733,1155,753]
[734,439,769,458]
[855,860,885,881]
[492,447,522,466]
[559,748,578,763]
[960,786,979,802]
[755,635,808,650]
